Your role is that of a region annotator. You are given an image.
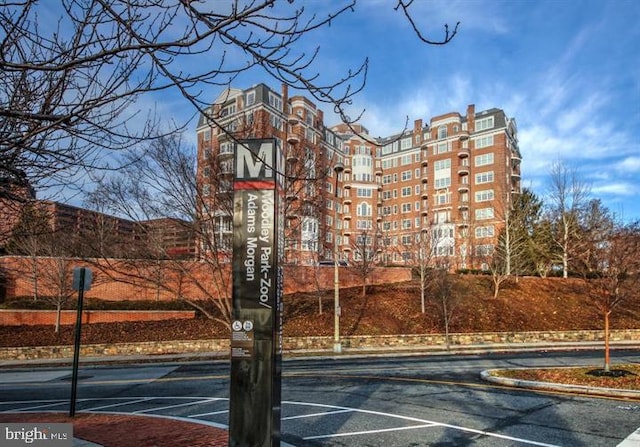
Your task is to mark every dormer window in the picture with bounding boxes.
[438,125,447,139]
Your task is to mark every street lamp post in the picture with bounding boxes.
[333,162,344,354]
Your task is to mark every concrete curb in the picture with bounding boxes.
[480,368,640,399]
[2,341,640,368]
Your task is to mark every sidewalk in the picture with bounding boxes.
[0,413,229,447]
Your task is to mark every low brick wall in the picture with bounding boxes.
[0,256,411,300]
[0,310,196,326]
[2,329,639,361]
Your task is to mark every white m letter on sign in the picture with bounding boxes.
[236,142,274,179]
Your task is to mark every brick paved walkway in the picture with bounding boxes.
[0,413,228,446]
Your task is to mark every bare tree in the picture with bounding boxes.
[347,227,382,296]
[85,133,233,327]
[547,161,591,278]
[1,1,457,191]
[428,255,459,350]
[4,201,53,300]
[579,220,640,372]
[529,217,556,277]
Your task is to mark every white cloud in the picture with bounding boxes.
[592,182,636,197]
[615,156,640,174]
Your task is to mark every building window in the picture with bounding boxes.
[475,116,494,131]
[475,171,494,185]
[434,191,451,206]
[246,91,255,106]
[268,92,282,111]
[475,225,495,238]
[435,142,449,154]
[401,170,412,181]
[475,207,494,220]
[401,203,412,213]
[475,189,494,202]
[474,153,494,167]
[401,186,412,197]
[357,188,373,198]
[435,176,451,189]
[475,135,494,149]
[438,125,447,139]
[357,202,372,217]
[220,104,236,117]
[401,138,412,150]
[475,244,494,257]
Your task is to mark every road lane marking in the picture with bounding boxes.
[617,427,640,446]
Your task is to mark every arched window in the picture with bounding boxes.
[357,202,372,217]
[438,125,447,139]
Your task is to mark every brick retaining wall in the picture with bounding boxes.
[2,329,639,361]
[0,256,411,300]
[0,310,196,326]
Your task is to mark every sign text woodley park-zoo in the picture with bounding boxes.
[229,139,285,447]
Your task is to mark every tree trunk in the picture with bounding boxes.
[32,258,39,301]
[604,310,611,372]
[442,296,450,350]
[420,269,425,314]
[55,301,62,334]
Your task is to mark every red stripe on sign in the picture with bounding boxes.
[234,180,275,190]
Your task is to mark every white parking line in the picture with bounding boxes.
[132,398,217,414]
[1,400,70,412]
[189,410,229,418]
[304,423,438,440]
[617,427,640,447]
[286,401,562,447]
[282,409,354,420]
[83,398,153,412]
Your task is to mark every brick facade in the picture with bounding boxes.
[0,256,411,301]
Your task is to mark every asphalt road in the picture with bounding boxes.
[1,349,640,446]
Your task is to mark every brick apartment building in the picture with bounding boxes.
[1,196,196,260]
[0,176,36,253]
[197,83,522,269]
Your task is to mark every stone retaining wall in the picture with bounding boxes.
[2,329,639,361]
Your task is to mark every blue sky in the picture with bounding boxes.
[282,0,639,222]
[177,0,639,221]
[40,0,640,221]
